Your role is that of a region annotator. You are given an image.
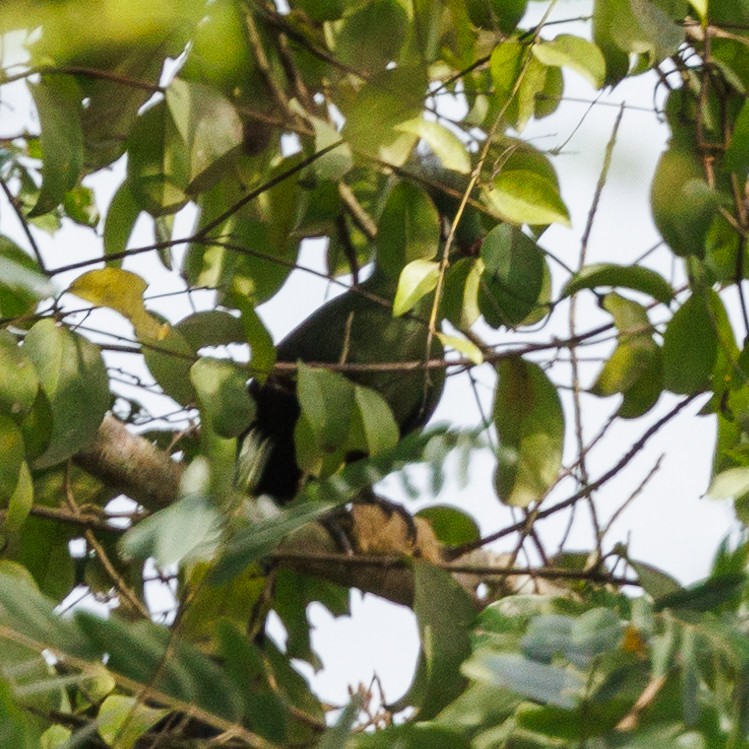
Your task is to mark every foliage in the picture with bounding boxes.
[1,0,749,746]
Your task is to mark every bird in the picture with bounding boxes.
[245,265,445,503]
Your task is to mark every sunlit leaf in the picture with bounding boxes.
[393,259,440,317]
[487,171,570,227]
[351,385,399,456]
[532,35,606,90]
[395,119,471,174]
[97,695,168,749]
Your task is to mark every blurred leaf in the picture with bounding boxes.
[561,263,674,304]
[350,724,471,749]
[317,698,360,749]
[5,460,32,532]
[653,573,746,613]
[652,146,719,257]
[629,560,682,599]
[120,494,223,567]
[725,100,749,171]
[378,182,440,279]
[62,184,99,227]
[190,357,255,438]
[487,170,570,227]
[395,561,474,719]
[396,119,471,174]
[69,268,167,340]
[311,117,351,181]
[28,76,83,217]
[441,257,482,330]
[0,676,39,748]
[463,651,583,709]
[467,0,528,33]
[97,695,168,749]
[532,35,606,89]
[707,466,749,500]
[23,320,110,469]
[0,414,24,502]
[393,259,440,317]
[494,358,564,507]
[416,505,480,547]
[436,333,483,365]
[333,0,407,73]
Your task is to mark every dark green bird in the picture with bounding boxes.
[247,266,445,502]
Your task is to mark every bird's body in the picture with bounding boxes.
[248,267,445,502]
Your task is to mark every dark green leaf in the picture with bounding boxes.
[494,358,564,507]
[0,237,55,305]
[561,263,674,304]
[487,170,570,227]
[103,182,141,264]
[478,225,545,328]
[654,573,747,613]
[28,76,83,217]
[378,182,440,279]
[142,326,196,406]
[175,310,246,351]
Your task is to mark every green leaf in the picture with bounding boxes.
[494,358,564,507]
[296,363,355,454]
[441,257,482,330]
[23,320,110,469]
[316,698,360,749]
[393,259,440,317]
[436,333,484,365]
[142,326,196,406]
[662,291,719,394]
[725,99,749,171]
[351,385,399,456]
[175,310,246,351]
[190,358,255,438]
[653,573,746,613]
[0,237,55,304]
[561,263,674,304]
[395,561,474,719]
[478,224,545,328]
[5,461,32,532]
[103,182,141,264]
[126,100,189,216]
[416,505,480,547]
[467,0,527,33]
[333,0,407,73]
[630,560,682,599]
[378,182,440,279]
[532,35,606,90]
[28,76,83,217]
[463,651,583,709]
[487,170,571,227]
[120,494,223,568]
[0,330,39,421]
[652,146,719,257]
[395,119,471,174]
[211,500,335,582]
[166,77,244,193]
[97,695,168,749]
[0,676,39,748]
[311,117,351,181]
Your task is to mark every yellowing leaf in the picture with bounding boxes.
[393,259,440,317]
[487,170,571,227]
[69,268,168,340]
